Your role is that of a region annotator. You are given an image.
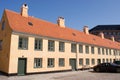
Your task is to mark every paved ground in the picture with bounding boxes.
[0,69,120,80]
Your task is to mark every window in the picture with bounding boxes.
[2,21,5,30]
[91,59,95,65]
[0,40,3,50]
[79,44,83,53]
[59,58,65,67]
[48,40,55,51]
[102,48,104,55]
[34,38,43,50]
[48,58,54,67]
[86,58,89,65]
[85,45,89,54]
[106,59,109,63]
[103,59,105,63]
[18,37,28,49]
[106,49,108,55]
[79,58,83,65]
[98,47,101,54]
[34,58,42,68]
[71,43,77,53]
[110,59,112,63]
[91,46,94,54]
[97,59,101,64]
[109,49,111,55]
[59,42,65,52]
[28,22,33,26]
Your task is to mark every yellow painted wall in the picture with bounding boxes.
[0,11,12,73]
[8,33,120,74]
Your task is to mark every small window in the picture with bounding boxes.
[18,37,28,49]
[48,40,55,51]
[98,47,101,54]
[106,49,108,55]
[109,49,111,55]
[0,40,3,50]
[106,59,109,63]
[2,21,5,30]
[79,44,83,53]
[102,48,105,55]
[48,58,54,67]
[28,22,33,26]
[91,46,94,54]
[97,59,101,64]
[59,58,65,67]
[59,42,65,52]
[71,43,77,53]
[86,58,89,65]
[34,58,42,68]
[103,59,105,63]
[72,33,76,36]
[85,45,89,54]
[113,50,116,56]
[91,59,95,65]
[79,58,83,65]
[110,59,112,63]
[34,38,43,51]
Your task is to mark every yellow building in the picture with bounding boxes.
[0,4,120,76]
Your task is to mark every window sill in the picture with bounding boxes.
[18,48,28,50]
[35,49,42,51]
[48,50,55,52]
[48,66,54,68]
[59,66,64,67]
[34,67,42,68]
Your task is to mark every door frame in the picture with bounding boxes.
[17,58,27,75]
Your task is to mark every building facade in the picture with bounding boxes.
[89,25,120,42]
[0,4,120,76]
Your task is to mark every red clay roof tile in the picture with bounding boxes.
[4,9,120,50]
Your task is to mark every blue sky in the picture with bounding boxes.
[0,0,120,30]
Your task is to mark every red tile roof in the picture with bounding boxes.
[5,9,120,50]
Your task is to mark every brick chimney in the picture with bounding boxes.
[111,36,115,42]
[57,17,65,28]
[99,32,104,39]
[21,4,28,17]
[83,26,89,34]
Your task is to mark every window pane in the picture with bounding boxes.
[106,49,108,55]
[59,58,65,67]
[48,40,55,51]
[48,58,54,67]
[71,43,77,53]
[91,59,95,65]
[59,42,65,52]
[18,38,23,48]
[98,48,101,54]
[103,59,105,63]
[85,45,89,54]
[86,58,89,65]
[91,46,94,54]
[97,59,101,64]
[34,58,42,68]
[79,44,83,53]
[109,49,111,55]
[102,48,104,55]
[79,58,83,65]
[35,39,43,50]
